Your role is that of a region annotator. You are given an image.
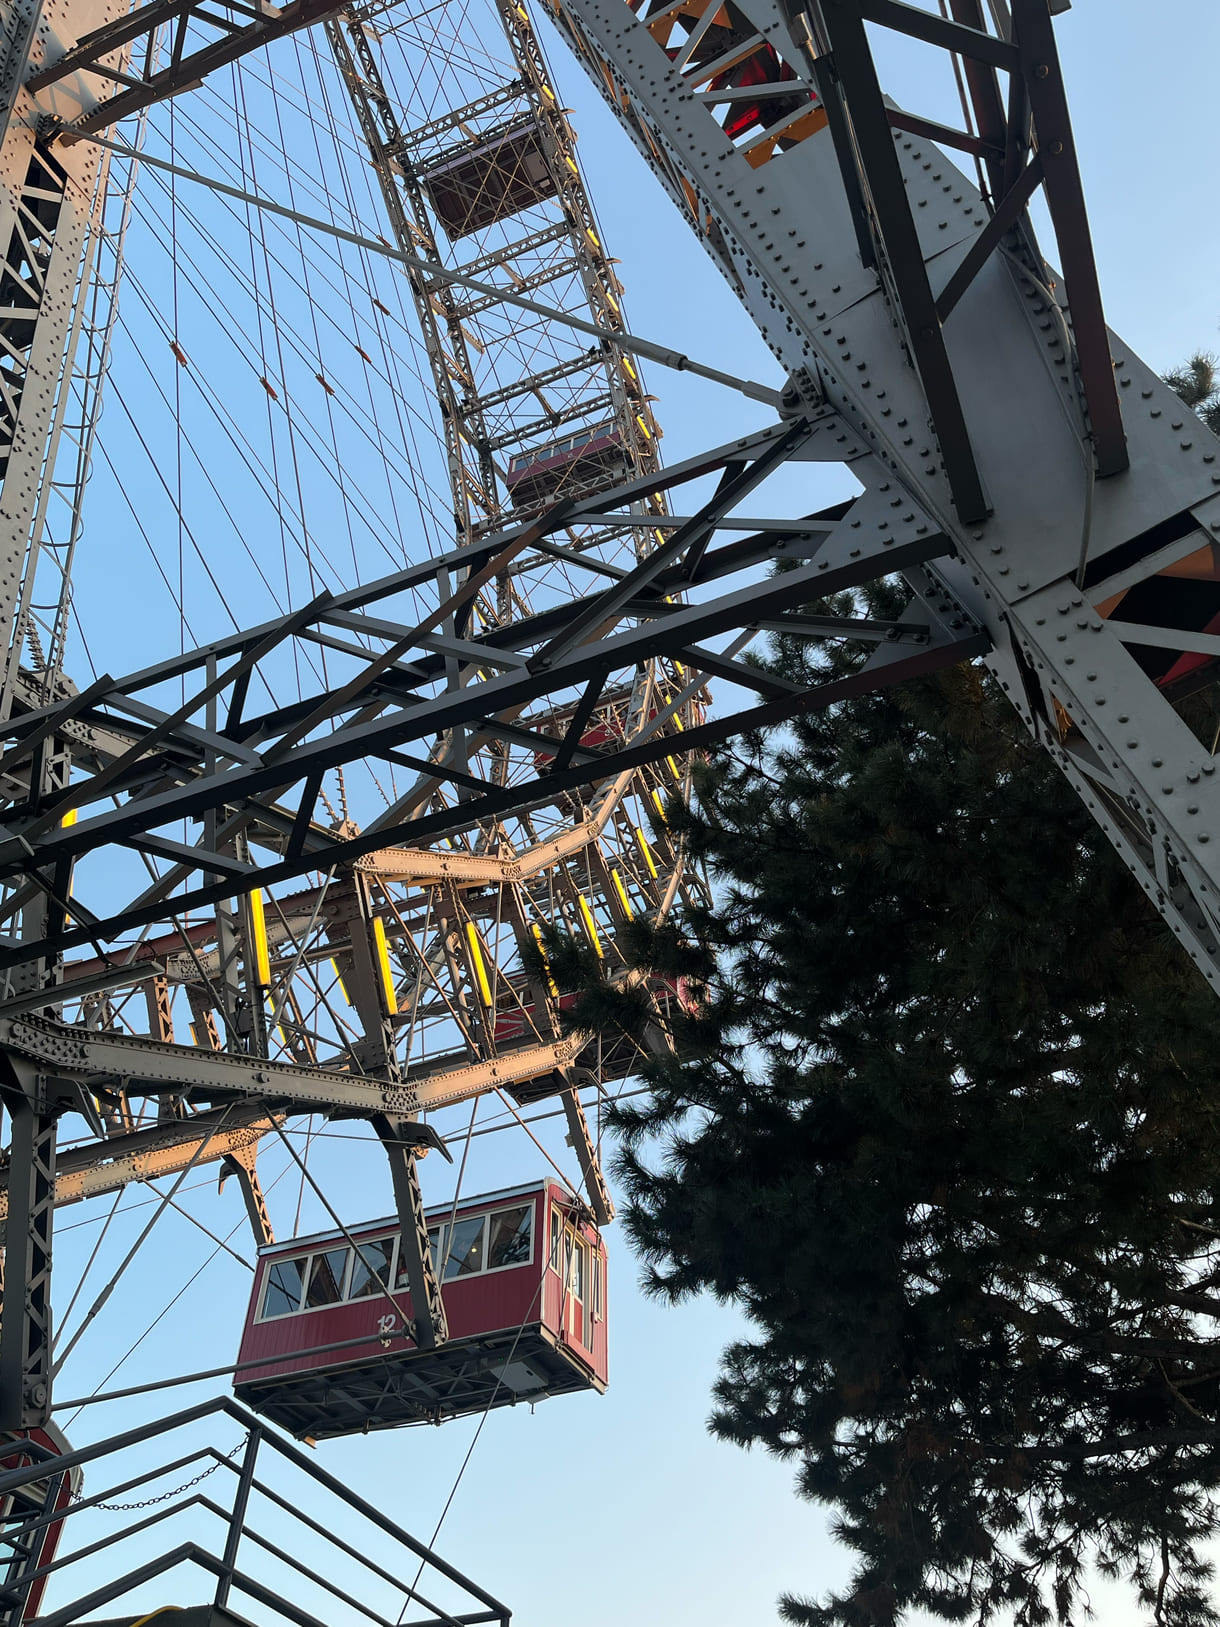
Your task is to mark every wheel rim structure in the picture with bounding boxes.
[0,0,707,1429]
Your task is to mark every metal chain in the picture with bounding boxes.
[81,1433,249,1511]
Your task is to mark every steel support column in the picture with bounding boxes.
[373,1115,448,1350]
[0,1076,54,1429]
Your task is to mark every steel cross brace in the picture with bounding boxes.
[0,451,984,967]
[29,0,346,137]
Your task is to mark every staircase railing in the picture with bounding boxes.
[0,1395,510,1627]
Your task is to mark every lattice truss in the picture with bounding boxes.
[330,0,663,543]
[0,0,720,1425]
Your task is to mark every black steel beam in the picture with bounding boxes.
[0,1089,54,1431]
[0,570,981,970]
[857,0,1018,69]
[1009,0,1127,476]
[815,1,989,521]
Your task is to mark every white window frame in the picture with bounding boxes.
[259,1252,311,1321]
[256,1201,537,1323]
[482,1201,536,1275]
[348,1233,401,1304]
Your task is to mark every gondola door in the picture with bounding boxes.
[555,1214,591,1352]
[568,1232,589,1349]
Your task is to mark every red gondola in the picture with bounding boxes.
[0,1424,81,1622]
[421,118,557,240]
[505,420,629,508]
[234,1180,607,1439]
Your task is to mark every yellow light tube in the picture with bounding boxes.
[330,958,352,1005]
[372,916,398,1015]
[635,827,658,879]
[62,807,77,922]
[610,867,634,920]
[530,922,559,996]
[577,893,604,957]
[249,888,271,987]
[465,921,494,1006]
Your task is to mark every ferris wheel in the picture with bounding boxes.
[0,0,1215,1616]
[0,0,739,1608]
[0,0,725,1452]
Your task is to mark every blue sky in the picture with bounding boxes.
[39,3,1220,1624]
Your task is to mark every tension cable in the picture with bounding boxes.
[68,130,784,409]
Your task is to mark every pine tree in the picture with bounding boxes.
[1162,353,1220,435]
[554,354,1220,1624]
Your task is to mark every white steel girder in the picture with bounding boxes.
[538,0,1220,993]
